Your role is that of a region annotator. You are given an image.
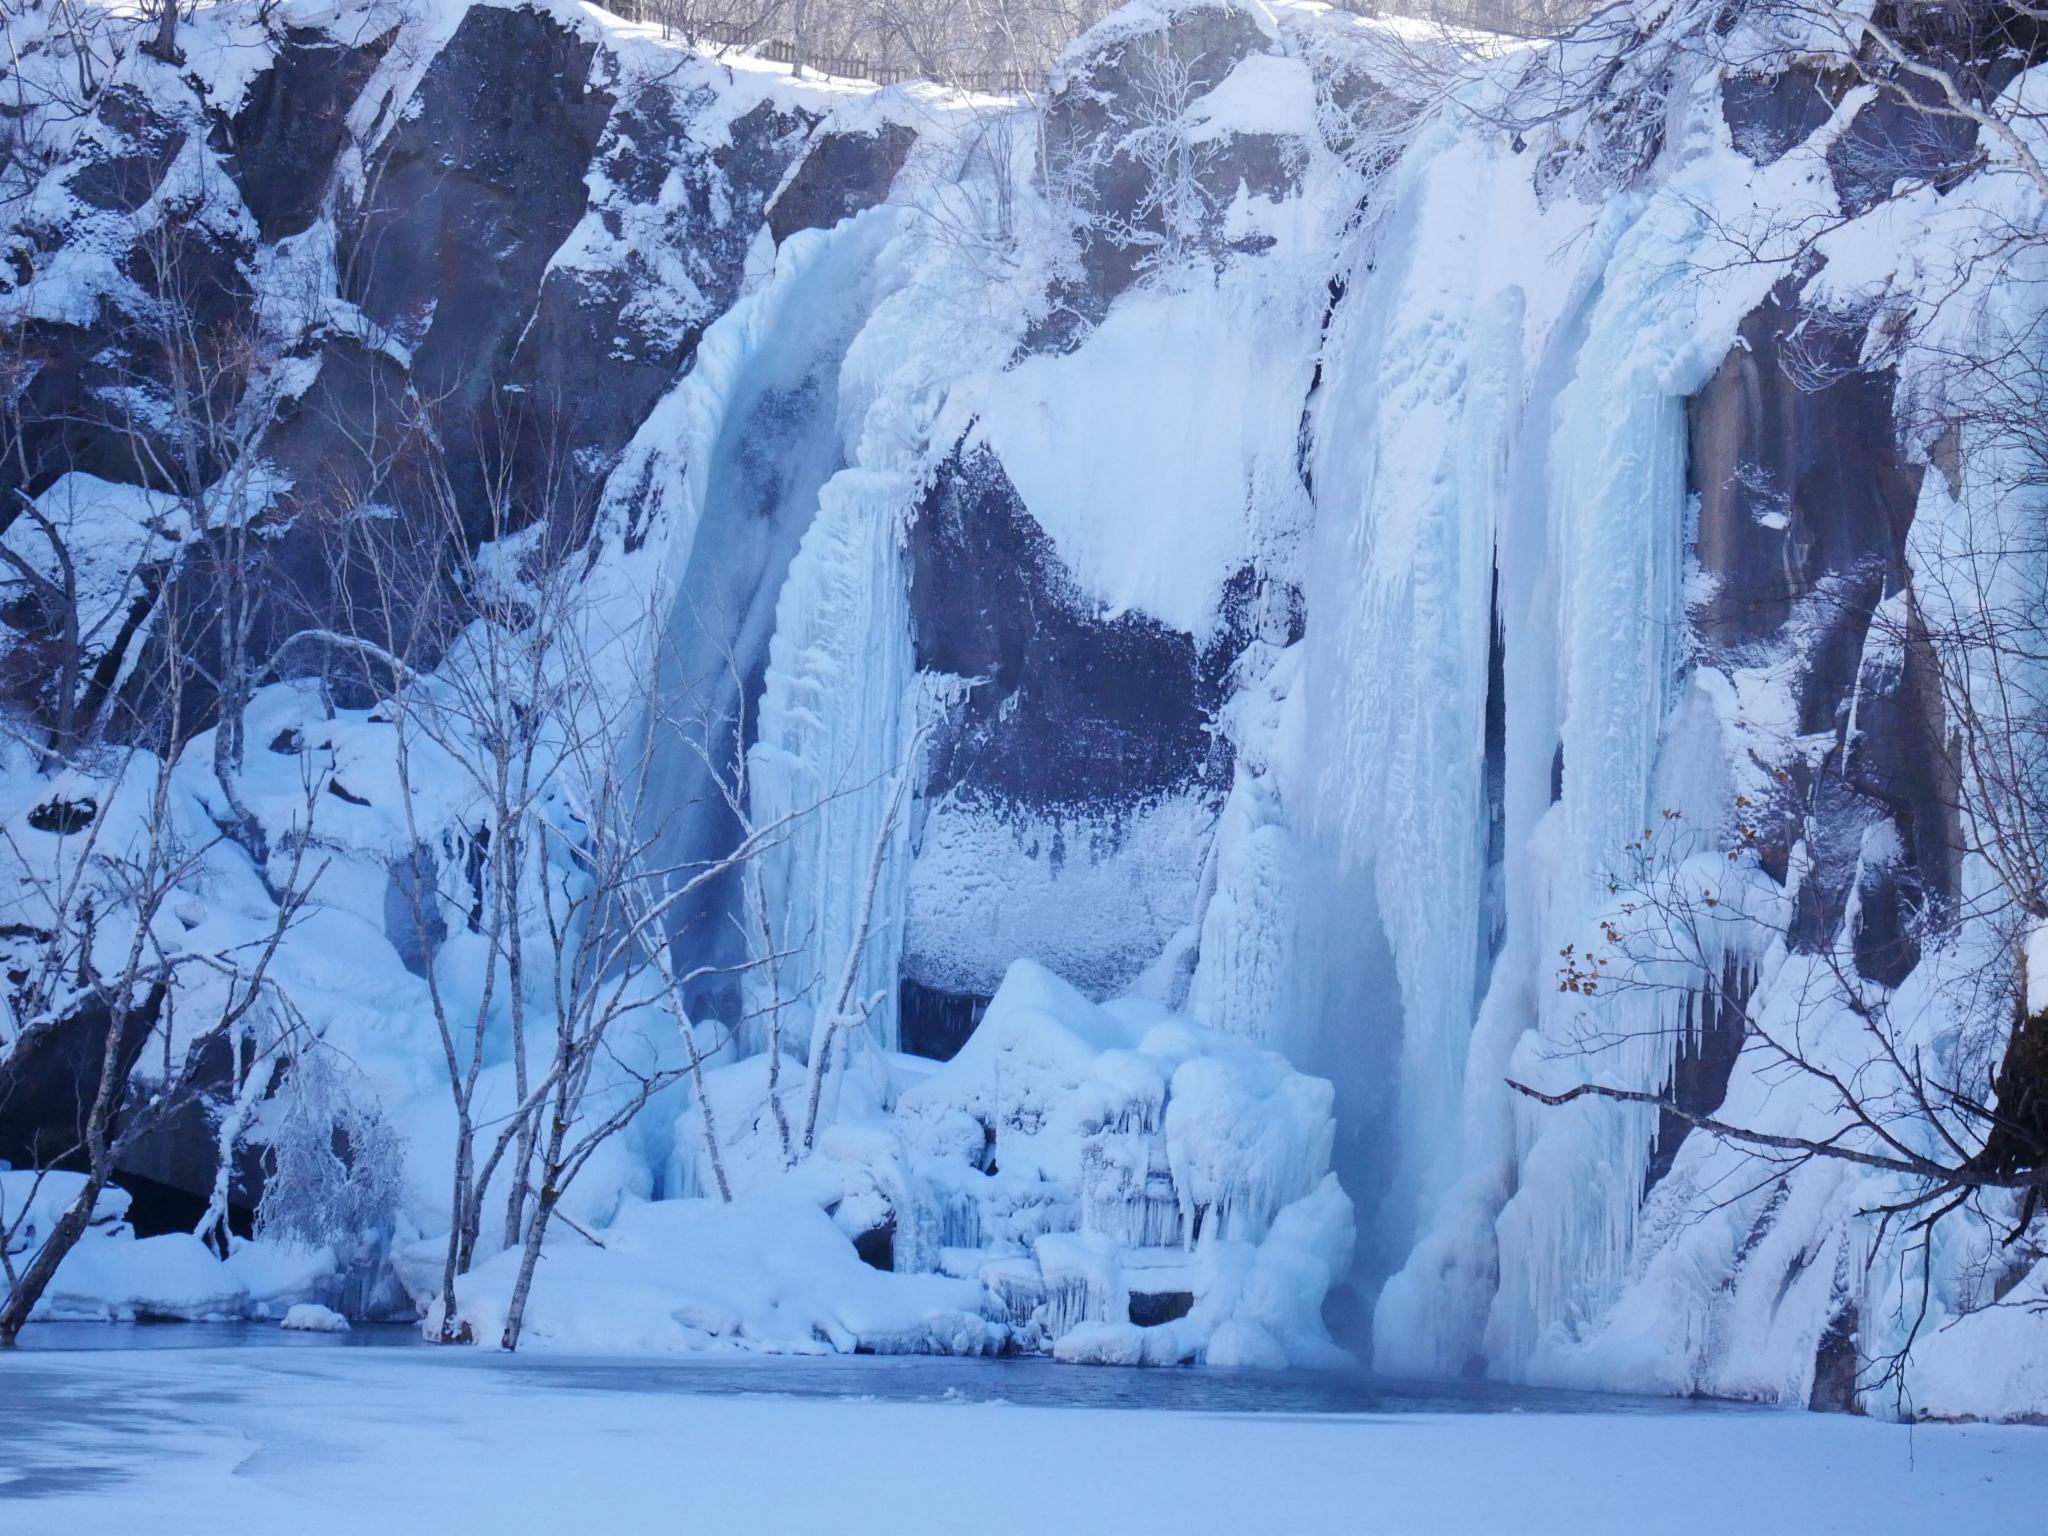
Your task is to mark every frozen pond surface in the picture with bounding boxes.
[5,1321,1730,1413]
[1,1329,2039,1534]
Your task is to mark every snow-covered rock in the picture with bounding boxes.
[281,1302,352,1333]
[39,1234,251,1323]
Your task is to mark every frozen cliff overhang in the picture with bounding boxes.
[1,0,2045,1416]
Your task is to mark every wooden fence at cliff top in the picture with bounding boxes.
[591,4,1039,95]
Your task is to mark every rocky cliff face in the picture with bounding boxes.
[3,0,2043,1412]
[0,0,859,1236]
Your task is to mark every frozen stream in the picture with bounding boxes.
[1,1333,2038,1534]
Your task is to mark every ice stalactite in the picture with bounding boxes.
[1344,54,1795,1377]
[1165,1049,1335,1245]
[746,465,921,1058]
[1185,648,1306,1043]
[924,1175,986,1252]
[1474,83,1851,1383]
[1482,207,1696,1377]
[1081,1133,1185,1248]
[744,191,1026,1064]
[609,207,908,1027]
[1299,109,1523,1281]
[1035,1233,1128,1341]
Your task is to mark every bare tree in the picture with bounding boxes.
[1105,41,1223,276]
[487,607,763,1348]
[286,384,593,1341]
[0,125,339,1336]
[0,587,328,1343]
[487,599,937,1346]
[1517,785,2046,1396]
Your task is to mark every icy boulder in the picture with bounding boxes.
[1196,1175,1355,1370]
[668,1050,955,1276]
[639,959,1351,1367]
[902,962,1337,1244]
[899,961,1156,1185]
[669,1051,813,1202]
[1162,1045,1335,1245]
[1045,1179,1355,1371]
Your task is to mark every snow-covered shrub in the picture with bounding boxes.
[256,1049,404,1252]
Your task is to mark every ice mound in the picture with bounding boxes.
[507,958,1359,1367]
[684,958,1359,1368]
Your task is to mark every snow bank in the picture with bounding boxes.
[41,1235,253,1324]
[447,1196,1001,1356]
[2,1171,338,1323]
[1,1172,131,1252]
[1907,1260,2048,1422]
[23,1220,340,1325]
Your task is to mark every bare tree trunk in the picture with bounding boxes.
[500,820,536,1252]
[0,979,164,1346]
[212,721,262,853]
[146,0,179,62]
[688,1027,735,1203]
[499,1112,568,1352]
[639,928,735,1203]
[437,1123,475,1343]
[748,865,796,1167]
[0,1171,107,1344]
[196,1042,277,1256]
[498,1183,550,1351]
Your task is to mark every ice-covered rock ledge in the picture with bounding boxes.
[3,1172,343,1324]
[435,961,1354,1364]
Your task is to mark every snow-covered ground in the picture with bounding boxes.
[0,1344,2038,1534]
